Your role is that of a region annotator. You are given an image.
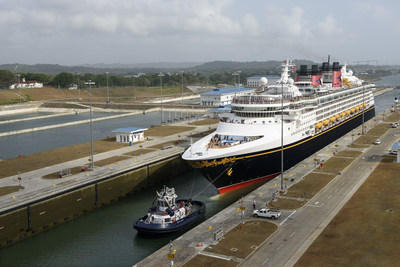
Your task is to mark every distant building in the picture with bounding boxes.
[246,75,280,88]
[112,128,148,144]
[9,78,43,89]
[200,86,254,106]
[68,84,78,90]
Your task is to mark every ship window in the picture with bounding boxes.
[164,218,170,222]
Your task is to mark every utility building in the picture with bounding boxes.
[112,128,147,144]
[200,86,254,106]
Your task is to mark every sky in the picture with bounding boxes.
[1,0,400,65]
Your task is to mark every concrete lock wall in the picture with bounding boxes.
[97,167,147,205]
[147,156,190,186]
[0,207,28,247]
[29,185,96,231]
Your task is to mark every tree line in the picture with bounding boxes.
[0,69,269,89]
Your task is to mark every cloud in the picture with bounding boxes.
[317,15,343,36]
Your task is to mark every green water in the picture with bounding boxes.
[0,170,257,267]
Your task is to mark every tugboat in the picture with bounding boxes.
[133,186,206,235]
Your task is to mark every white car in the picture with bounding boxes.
[253,208,281,219]
[392,123,399,128]
[374,139,381,145]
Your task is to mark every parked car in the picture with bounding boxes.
[389,150,398,155]
[374,139,381,145]
[253,208,281,219]
[392,122,399,128]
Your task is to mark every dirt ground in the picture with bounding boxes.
[0,186,24,197]
[296,155,400,266]
[189,119,219,126]
[183,254,238,267]
[0,139,126,179]
[285,173,336,199]
[144,125,194,137]
[384,110,400,122]
[124,149,155,157]
[204,220,277,259]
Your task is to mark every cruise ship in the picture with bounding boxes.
[182,59,375,194]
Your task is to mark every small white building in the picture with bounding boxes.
[200,86,254,106]
[112,127,148,144]
[9,78,43,89]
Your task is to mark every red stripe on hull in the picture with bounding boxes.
[217,173,280,194]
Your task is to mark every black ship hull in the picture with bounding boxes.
[190,107,375,194]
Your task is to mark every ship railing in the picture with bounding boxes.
[207,134,262,149]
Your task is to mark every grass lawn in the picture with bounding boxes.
[318,157,354,174]
[334,150,362,158]
[351,123,390,146]
[384,110,400,122]
[183,254,238,267]
[296,155,400,266]
[205,220,277,259]
[0,138,126,179]
[124,149,155,157]
[189,119,219,126]
[0,186,24,197]
[94,156,130,167]
[149,140,183,149]
[144,125,194,137]
[285,172,336,199]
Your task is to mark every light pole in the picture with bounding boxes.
[158,72,165,124]
[181,71,184,104]
[85,80,95,170]
[280,82,284,191]
[362,85,365,135]
[106,72,109,104]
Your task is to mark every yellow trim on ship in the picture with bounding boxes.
[191,106,374,168]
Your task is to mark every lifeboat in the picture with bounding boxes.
[323,119,329,126]
[335,114,340,120]
[346,110,351,116]
[364,103,367,108]
[341,112,346,117]
[330,117,336,123]
[315,122,322,129]
[359,104,363,109]
[355,106,359,112]
[351,108,356,113]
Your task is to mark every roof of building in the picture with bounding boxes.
[391,142,400,150]
[209,104,231,113]
[201,86,253,96]
[112,127,148,133]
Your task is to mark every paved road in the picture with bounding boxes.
[241,126,398,267]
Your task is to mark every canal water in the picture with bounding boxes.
[0,112,121,133]
[0,75,399,266]
[0,170,259,267]
[0,111,198,160]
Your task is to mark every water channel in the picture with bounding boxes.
[0,75,399,266]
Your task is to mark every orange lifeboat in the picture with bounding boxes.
[351,108,356,113]
[323,119,329,126]
[335,114,340,120]
[341,112,346,117]
[330,117,336,123]
[355,106,359,112]
[359,104,363,109]
[364,103,367,108]
[315,122,322,129]
[346,110,351,116]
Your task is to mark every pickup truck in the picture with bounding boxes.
[253,208,281,219]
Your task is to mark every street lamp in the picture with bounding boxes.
[280,82,284,191]
[85,80,96,170]
[181,71,184,104]
[158,72,165,124]
[362,85,365,135]
[106,72,109,104]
